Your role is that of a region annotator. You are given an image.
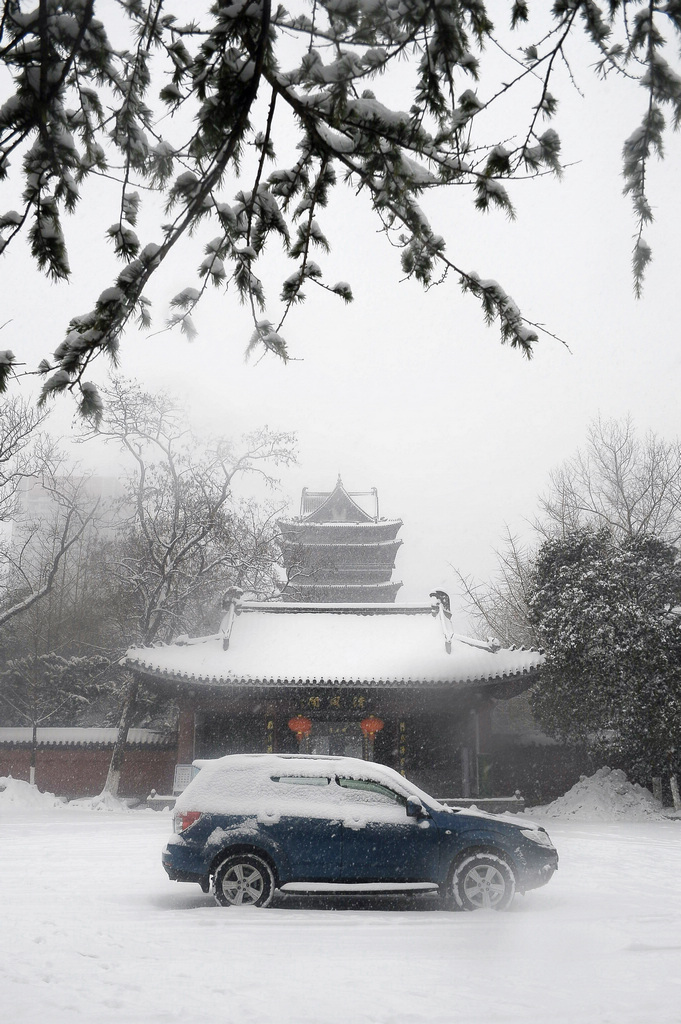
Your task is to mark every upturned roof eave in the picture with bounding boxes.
[125,661,542,691]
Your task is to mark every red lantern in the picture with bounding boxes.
[288,715,312,740]
[360,716,384,737]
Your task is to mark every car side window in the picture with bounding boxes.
[271,776,330,786]
[336,777,406,806]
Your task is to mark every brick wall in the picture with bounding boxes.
[0,746,177,799]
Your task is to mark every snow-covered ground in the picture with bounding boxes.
[1,772,680,1024]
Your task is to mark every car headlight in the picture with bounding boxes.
[519,827,555,849]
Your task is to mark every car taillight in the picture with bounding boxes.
[174,810,201,833]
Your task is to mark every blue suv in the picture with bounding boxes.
[162,753,558,911]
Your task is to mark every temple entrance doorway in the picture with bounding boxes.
[308,721,363,758]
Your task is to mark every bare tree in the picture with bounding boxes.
[83,377,297,794]
[538,417,681,544]
[454,529,538,649]
[0,396,46,522]
[456,417,681,649]
[0,397,98,629]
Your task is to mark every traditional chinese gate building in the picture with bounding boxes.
[123,594,543,799]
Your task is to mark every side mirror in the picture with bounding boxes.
[406,796,426,818]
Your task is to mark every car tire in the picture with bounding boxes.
[213,853,275,908]
[449,852,516,911]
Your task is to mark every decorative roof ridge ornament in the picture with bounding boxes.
[430,590,454,654]
[429,590,452,615]
[449,633,503,653]
[172,632,221,647]
[220,587,244,651]
[430,590,503,655]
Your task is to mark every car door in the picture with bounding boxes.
[265,774,342,880]
[336,777,441,882]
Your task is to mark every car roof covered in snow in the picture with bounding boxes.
[174,753,444,815]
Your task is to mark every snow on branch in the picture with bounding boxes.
[1,0,680,399]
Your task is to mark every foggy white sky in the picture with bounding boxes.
[2,10,680,632]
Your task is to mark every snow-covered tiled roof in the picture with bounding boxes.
[278,519,403,531]
[122,602,543,690]
[0,728,173,747]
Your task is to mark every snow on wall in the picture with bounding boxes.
[0,727,171,747]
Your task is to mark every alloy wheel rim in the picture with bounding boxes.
[463,865,506,909]
[221,863,265,905]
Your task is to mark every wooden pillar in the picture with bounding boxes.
[477,701,492,752]
[398,720,407,777]
[177,704,195,764]
[266,711,275,754]
[461,747,471,798]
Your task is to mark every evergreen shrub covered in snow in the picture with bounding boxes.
[529,529,681,786]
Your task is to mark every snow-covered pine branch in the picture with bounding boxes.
[1,1,680,410]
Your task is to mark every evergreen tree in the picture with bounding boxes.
[529,528,681,789]
[2,1,680,409]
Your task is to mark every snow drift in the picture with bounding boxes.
[531,767,664,822]
[0,775,67,809]
[0,775,135,812]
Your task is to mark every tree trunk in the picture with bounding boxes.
[103,674,139,797]
[30,721,37,787]
[670,775,681,812]
[652,777,663,805]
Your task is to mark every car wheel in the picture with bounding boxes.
[450,853,516,911]
[213,854,275,908]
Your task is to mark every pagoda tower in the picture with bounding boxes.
[278,477,403,602]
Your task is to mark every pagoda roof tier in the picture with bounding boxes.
[123,601,543,692]
[289,568,397,585]
[279,543,401,573]
[278,520,403,543]
[279,538,402,555]
[283,581,402,602]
